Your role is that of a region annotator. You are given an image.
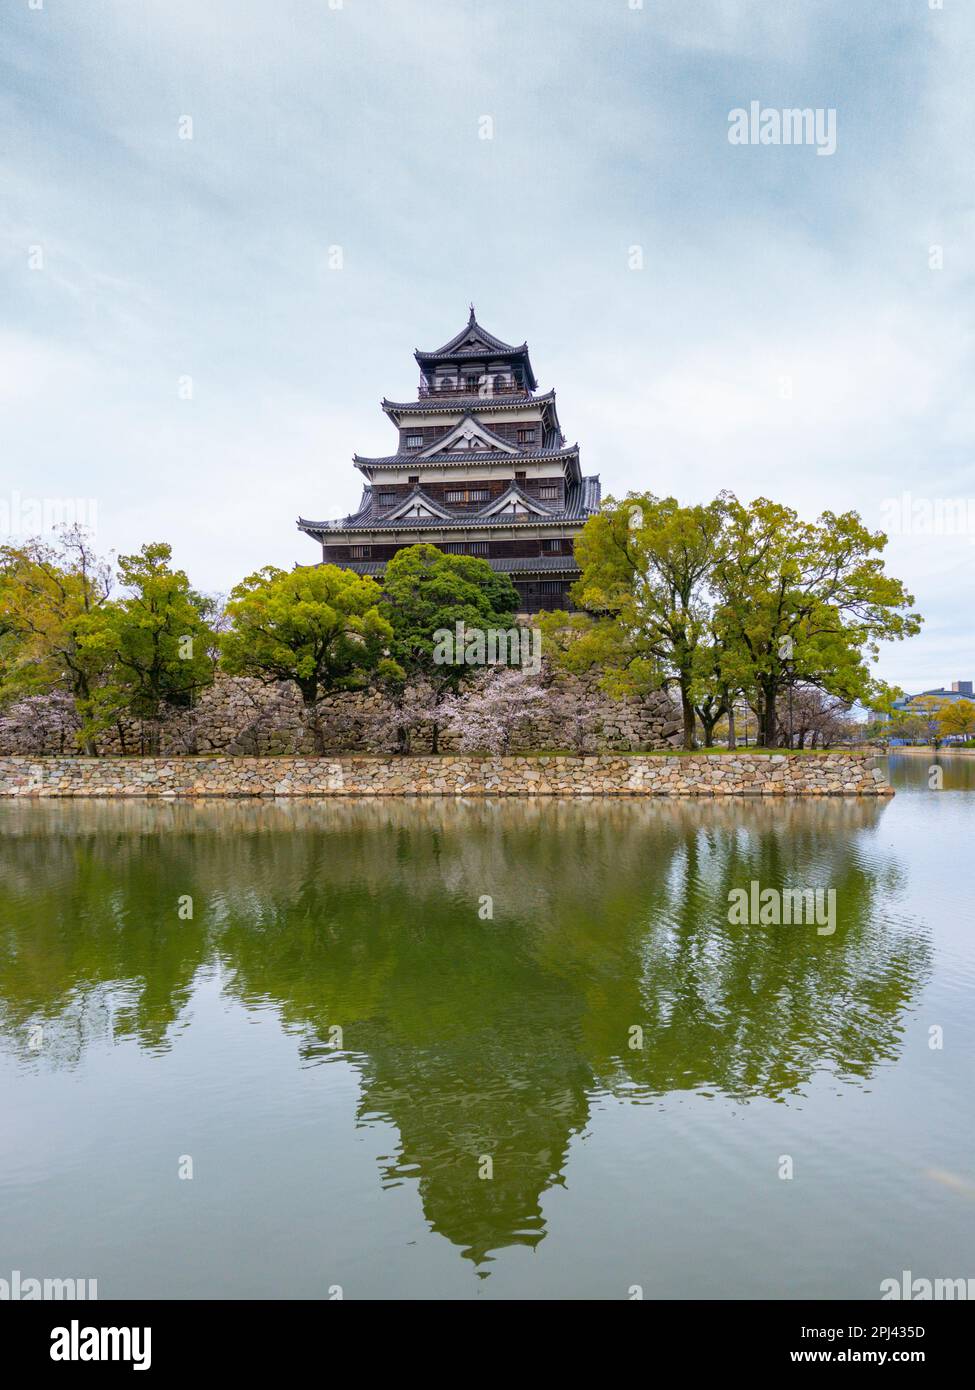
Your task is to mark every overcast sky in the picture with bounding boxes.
[2,0,972,692]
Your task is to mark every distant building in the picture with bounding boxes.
[878,680,975,720]
[297,308,600,614]
[891,680,973,710]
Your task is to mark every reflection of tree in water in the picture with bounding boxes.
[0,809,215,1061]
[887,751,975,793]
[563,802,923,1101]
[0,796,928,1264]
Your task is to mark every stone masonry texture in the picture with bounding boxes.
[0,753,892,798]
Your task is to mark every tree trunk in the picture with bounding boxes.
[761,684,779,748]
[680,688,696,750]
[75,685,99,756]
[302,697,325,754]
[430,690,446,754]
[699,713,718,747]
[748,695,761,748]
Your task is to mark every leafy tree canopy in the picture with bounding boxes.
[938,698,975,739]
[84,542,217,739]
[541,494,726,748]
[712,496,921,745]
[221,563,399,749]
[543,492,920,749]
[0,526,114,752]
[382,544,520,692]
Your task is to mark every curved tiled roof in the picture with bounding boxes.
[417,414,518,459]
[416,343,530,361]
[416,308,521,357]
[353,445,580,470]
[380,485,455,521]
[382,389,556,415]
[414,310,537,388]
[471,482,561,519]
[297,314,595,558]
[297,476,601,535]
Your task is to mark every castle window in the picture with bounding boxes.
[350,545,371,559]
[517,428,535,444]
[446,488,490,504]
[406,434,423,448]
[543,538,563,552]
[539,485,559,500]
[444,542,489,556]
[408,475,420,483]
[378,493,397,506]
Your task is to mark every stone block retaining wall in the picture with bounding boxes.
[0,753,892,798]
[0,673,687,756]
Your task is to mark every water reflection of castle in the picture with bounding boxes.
[0,797,924,1266]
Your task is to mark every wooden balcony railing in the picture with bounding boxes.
[418,379,529,399]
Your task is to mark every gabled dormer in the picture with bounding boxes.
[381,486,455,522]
[477,484,559,519]
[418,415,518,458]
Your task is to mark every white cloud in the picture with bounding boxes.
[1,0,972,691]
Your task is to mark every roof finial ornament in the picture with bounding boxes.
[468,302,476,323]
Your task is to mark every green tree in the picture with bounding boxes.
[887,709,923,744]
[0,552,29,685]
[909,695,947,748]
[89,543,216,753]
[542,494,727,749]
[0,527,115,753]
[220,563,398,752]
[692,618,744,747]
[381,544,520,751]
[938,698,975,741]
[712,498,921,747]
[863,685,905,746]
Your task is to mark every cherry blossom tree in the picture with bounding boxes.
[441,667,547,755]
[361,677,455,754]
[0,692,81,754]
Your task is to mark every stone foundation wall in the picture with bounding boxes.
[0,753,892,798]
[0,673,685,756]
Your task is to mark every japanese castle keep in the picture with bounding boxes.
[297,308,601,614]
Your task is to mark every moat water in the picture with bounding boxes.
[1,753,973,1298]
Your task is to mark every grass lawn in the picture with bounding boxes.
[457,747,871,758]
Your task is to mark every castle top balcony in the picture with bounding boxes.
[418,377,530,400]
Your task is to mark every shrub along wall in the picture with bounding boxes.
[0,752,892,798]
